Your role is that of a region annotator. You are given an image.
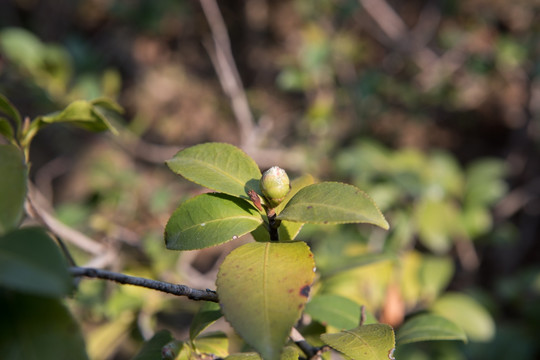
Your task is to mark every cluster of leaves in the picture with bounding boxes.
[1,94,472,360]
[0,27,121,105]
[0,94,121,359]
[139,142,469,360]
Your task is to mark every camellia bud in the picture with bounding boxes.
[260,166,290,207]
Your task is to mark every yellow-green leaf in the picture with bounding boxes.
[166,143,263,202]
[165,193,262,250]
[321,324,395,360]
[277,182,389,230]
[216,242,315,360]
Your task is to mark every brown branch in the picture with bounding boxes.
[200,0,255,147]
[290,327,329,360]
[70,266,219,302]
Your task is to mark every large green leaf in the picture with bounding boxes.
[277,182,389,230]
[274,174,315,214]
[190,301,223,341]
[431,293,495,342]
[132,330,174,360]
[166,143,263,202]
[321,324,395,360]
[37,99,118,134]
[0,227,72,297]
[0,292,88,360]
[396,313,467,346]
[0,93,21,133]
[216,242,315,360]
[165,193,262,250]
[0,144,27,235]
[304,294,361,330]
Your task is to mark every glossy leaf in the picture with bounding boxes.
[193,331,229,358]
[190,301,223,341]
[431,292,495,342]
[0,93,21,132]
[275,174,315,214]
[0,144,27,235]
[38,100,118,134]
[396,313,467,345]
[277,182,389,230]
[165,193,262,250]
[216,242,315,360]
[132,330,174,360]
[166,143,263,202]
[0,292,88,360]
[304,294,361,330]
[0,227,72,297]
[321,323,396,360]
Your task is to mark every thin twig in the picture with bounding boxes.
[200,0,256,147]
[290,327,328,360]
[26,183,105,255]
[70,266,219,302]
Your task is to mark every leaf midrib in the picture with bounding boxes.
[179,156,258,189]
[181,215,262,232]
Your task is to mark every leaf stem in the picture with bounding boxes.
[69,267,219,302]
[267,209,280,242]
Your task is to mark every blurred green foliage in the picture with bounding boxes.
[1,0,539,358]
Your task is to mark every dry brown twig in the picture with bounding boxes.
[358,0,466,90]
[200,0,256,148]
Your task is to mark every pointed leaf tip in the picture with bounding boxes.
[166,143,263,202]
[277,182,389,230]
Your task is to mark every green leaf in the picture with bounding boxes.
[193,331,229,358]
[0,93,22,132]
[275,174,315,214]
[0,292,89,360]
[132,330,174,360]
[190,301,223,341]
[0,117,14,140]
[321,324,396,360]
[280,346,301,360]
[216,242,315,360]
[91,97,124,114]
[396,313,467,345]
[277,182,389,230]
[165,193,262,250]
[304,294,361,330]
[226,353,261,360]
[431,293,495,342]
[414,198,462,254]
[38,100,118,134]
[0,144,27,235]
[419,255,454,302]
[320,252,397,278]
[166,143,263,203]
[251,221,304,242]
[0,227,72,297]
